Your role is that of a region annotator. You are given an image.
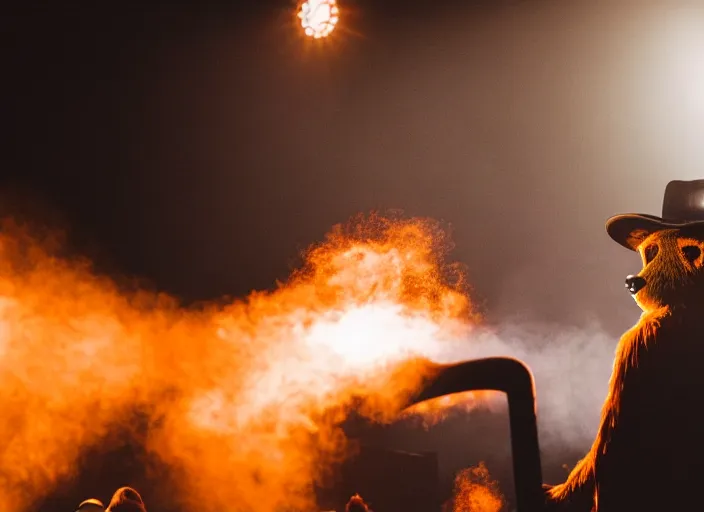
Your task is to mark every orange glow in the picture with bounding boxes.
[447,463,504,512]
[0,214,496,511]
[298,0,339,39]
[403,390,499,426]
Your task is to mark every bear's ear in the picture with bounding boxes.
[627,229,650,250]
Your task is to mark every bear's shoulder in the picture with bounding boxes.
[619,306,704,402]
[618,307,704,360]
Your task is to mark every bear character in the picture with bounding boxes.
[545,179,704,512]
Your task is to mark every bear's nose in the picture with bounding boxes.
[625,275,647,295]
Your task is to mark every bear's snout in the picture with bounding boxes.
[625,275,647,295]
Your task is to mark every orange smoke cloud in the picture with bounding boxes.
[0,221,149,510]
[446,463,504,512]
[0,213,498,512]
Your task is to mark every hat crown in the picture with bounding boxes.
[662,179,704,222]
[606,178,704,250]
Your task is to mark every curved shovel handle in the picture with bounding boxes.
[406,357,544,512]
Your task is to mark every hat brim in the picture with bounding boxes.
[606,214,704,251]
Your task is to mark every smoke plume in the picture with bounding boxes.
[0,213,621,511]
[0,214,469,511]
[439,320,616,451]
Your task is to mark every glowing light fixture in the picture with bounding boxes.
[298,0,339,39]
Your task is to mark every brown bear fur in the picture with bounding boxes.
[545,226,704,511]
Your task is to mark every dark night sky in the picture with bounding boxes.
[4,1,704,507]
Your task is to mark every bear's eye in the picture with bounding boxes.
[682,245,701,264]
[644,244,658,264]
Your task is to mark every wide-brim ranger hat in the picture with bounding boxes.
[606,179,704,251]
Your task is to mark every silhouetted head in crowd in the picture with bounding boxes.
[345,494,370,512]
[105,487,146,512]
[75,498,105,512]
